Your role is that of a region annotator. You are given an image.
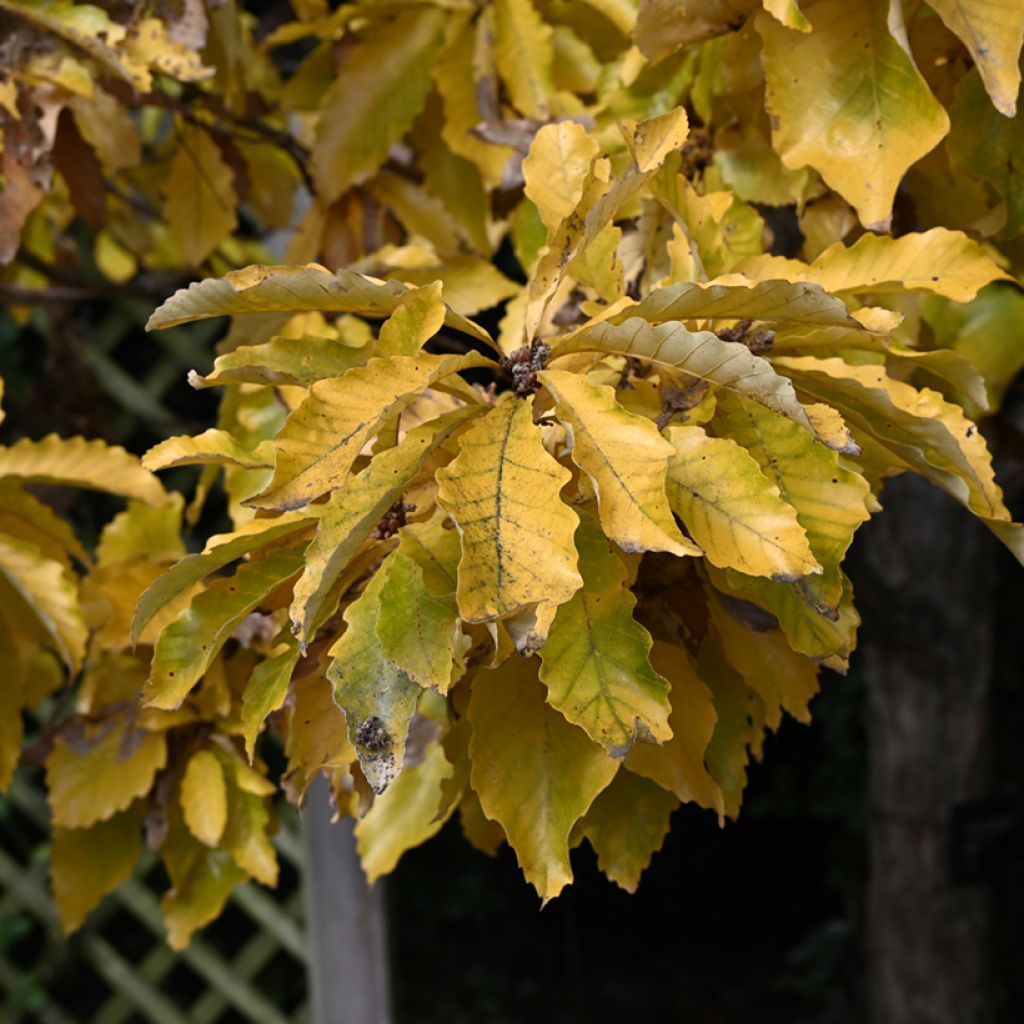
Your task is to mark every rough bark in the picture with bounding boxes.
[857,474,993,1024]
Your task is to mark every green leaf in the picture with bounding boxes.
[146,264,492,344]
[145,543,306,710]
[289,407,480,643]
[0,434,166,505]
[538,514,672,756]
[326,565,422,794]
[665,424,821,580]
[581,770,677,892]
[252,352,491,511]
[468,657,619,902]
[241,641,301,761]
[312,6,446,203]
[436,396,582,623]
[540,370,698,557]
[757,0,949,229]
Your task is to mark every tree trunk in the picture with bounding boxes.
[302,776,393,1024]
[858,474,992,1024]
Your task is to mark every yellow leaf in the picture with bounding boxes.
[740,227,1011,302]
[385,256,520,319]
[757,0,949,229]
[355,742,455,883]
[494,0,555,119]
[312,6,446,204]
[161,838,245,951]
[252,352,490,511]
[555,317,818,436]
[0,535,87,670]
[540,369,697,557]
[468,657,619,901]
[625,641,724,816]
[221,774,277,887]
[762,0,809,31]
[621,107,691,173]
[377,281,446,357]
[289,407,480,643]
[180,749,228,848]
[143,429,275,472]
[929,0,1024,117]
[0,481,90,569]
[51,802,144,933]
[522,121,600,234]
[47,722,167,829]
[714,392,871,613]
[162,124,237,266]
[96,496,184,569]
[0,616,24,792]
[145,543,306,710]
[580,770,677,892]
[537,514,672,756]
[146,264,492,344]
[326,566,422,794]
[633,0,757,61]
[665,424,821,580]
[0,434,166,505]
[436,396,582,623]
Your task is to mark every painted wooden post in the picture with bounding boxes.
[302,776,393,1024]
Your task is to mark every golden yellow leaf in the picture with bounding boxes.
[0,615,24,792]
[47,722,167,829]
[665,424,820,580]
[146,264,492,344]
[436,396,582,623]
[180,749,228,848]
[522,121,600,234]
[494,0,555,119]
[930,0,1024,116]
[625,641,724,816]
[762,0,809,31]
[633,0,757,61]
[621,107,691,173]
[468,657,619,901]
[252,352,490,511]
[51,802,144,933]
[0,481,90,569]
[581,770,677,892]
[537,514,673,755]
[162,123,237,266]
[757,0,949,229]
[143,429,275,472]
[221,774,277,887]
[356,742,455,883]
[376,281,446,357]
[540,369,698,557]
[0,434,166,505]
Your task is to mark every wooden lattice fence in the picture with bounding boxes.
[0,771,310,1024]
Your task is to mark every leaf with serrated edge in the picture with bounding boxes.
[554,317,817,436]
[0,435,166,505]
[493,0,555,119]
[581,770,677,893]
[376,281,446,357]
[143,429,275,471]
[326,565,422,794]
[757,0,949,230]
[180,749,228,847]
[621,107,691,172]
[714,392,871,612]
[538,514,672,756]
[540,370,698,557]
[132,515,313,645]
[47,722,166,829]
[625,641,724,817]
[146,264,492,344]
[0,535,87,670]
[146,544,306,710]
[289,407,480,644]
[0,481,90,569]
[437,396,582,623]
[193,335,370,389]
[738,228,1011,302]
[665,424,820,580]
[355,742,455,883]
[468,657,618,902]
[252,352,491,511]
